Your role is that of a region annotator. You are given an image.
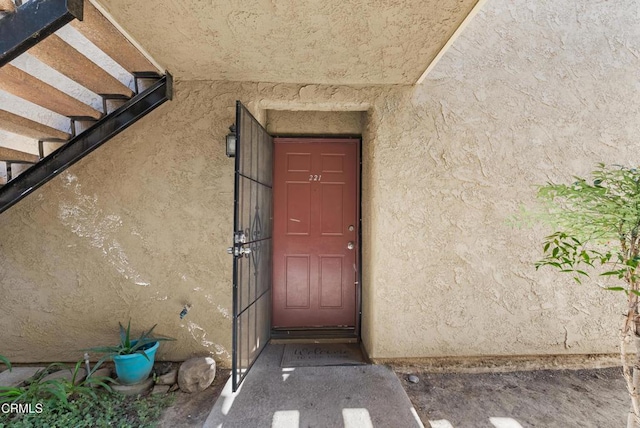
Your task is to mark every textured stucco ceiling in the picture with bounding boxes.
[94,0,480,84]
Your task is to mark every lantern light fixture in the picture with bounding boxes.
[226,124,236,158]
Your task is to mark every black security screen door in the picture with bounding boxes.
[230,101,273,392]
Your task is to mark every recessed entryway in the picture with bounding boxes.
[229,104,369,391]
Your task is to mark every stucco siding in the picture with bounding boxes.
[94,0,479,84]
[0,0,638,365]
[266,110,364,135]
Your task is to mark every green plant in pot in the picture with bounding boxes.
[87,321,174,385]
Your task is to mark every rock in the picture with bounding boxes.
[408,375,419,384]
[0,367,45,387]
[42,368,87,385]
[155,369,177,385]
[154,362,174,376]
[89,367,112,379]
[152,384,171,395]
[178,357,216,393]
[112,377,154,396]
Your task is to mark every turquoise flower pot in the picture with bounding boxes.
[113,341,159,385]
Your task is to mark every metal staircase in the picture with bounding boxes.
[0,0,172,214]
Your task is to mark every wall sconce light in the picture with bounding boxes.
[226,125,236,158]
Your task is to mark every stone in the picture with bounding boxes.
[42,368,87,385]
[0,367,45,387]
[155,368,177,385]
[178,357,216,393]
[154,362,174,376]
[89,367,112,379]
[408,375,419,384]
[111,377,154,396]
[152,384,171,395]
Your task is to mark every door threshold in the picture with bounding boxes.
[271,327,358,342]
[271,337,359,344]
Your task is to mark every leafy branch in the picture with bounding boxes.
[528,164,640,427]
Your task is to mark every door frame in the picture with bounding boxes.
[270,135,363,341]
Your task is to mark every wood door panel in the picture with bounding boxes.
[320,183,344,236]
[285,255,311,308]
[321,154,345,173]
[286,182,311,235]
[287,153,312,172]
[273,138,359,328]
[320,255,344,308]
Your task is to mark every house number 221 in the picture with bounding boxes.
[309,174,322,181]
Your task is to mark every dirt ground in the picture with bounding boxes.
[155,364,628,428]
[157,367,230,427]
[394,367,628,428]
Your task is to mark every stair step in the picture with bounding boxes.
[0,74,171,214]
[70,1,157,74]
[0,109,70,140]
[0,65,102,119]
[0,147,39,164]
[29,34,134,98]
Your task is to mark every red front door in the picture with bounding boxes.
[272,138,359,328]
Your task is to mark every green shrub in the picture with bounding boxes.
[0,389,174,427]
[0,360,112,406]
[0,356,172,427]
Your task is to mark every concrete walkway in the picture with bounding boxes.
[204,344,423,428]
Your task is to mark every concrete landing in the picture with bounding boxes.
[204,344,423,428]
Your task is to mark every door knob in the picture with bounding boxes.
[347,241,354,250]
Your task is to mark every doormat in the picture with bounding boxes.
[281,343,367,368]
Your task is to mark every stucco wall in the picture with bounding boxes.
[94,0,478,84]
[266,110,364,135]
[365,0,640,359]
[1,0,638,365]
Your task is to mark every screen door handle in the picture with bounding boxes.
[227,246,252,257]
